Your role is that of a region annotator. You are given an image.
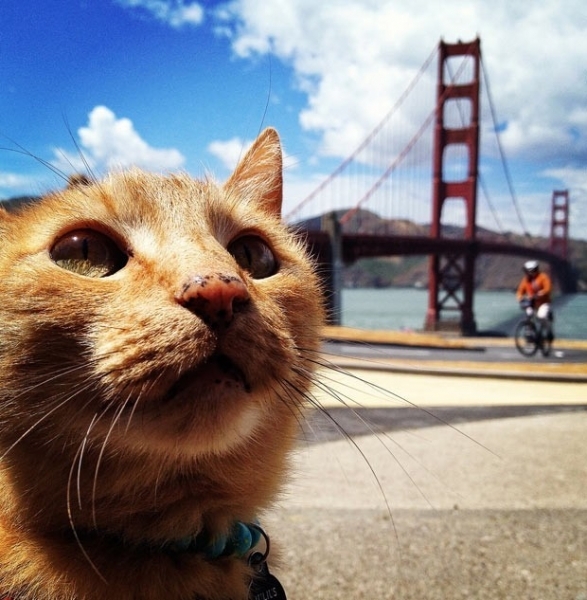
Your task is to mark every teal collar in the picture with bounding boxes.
[0,523,280,600]
[163,521,263,559]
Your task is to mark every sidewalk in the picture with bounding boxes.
[265,330,587,600]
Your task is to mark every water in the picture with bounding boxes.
[340,288,587,339]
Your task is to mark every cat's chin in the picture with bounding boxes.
[118,354,264,457]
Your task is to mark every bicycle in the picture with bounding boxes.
[514,297,553,357]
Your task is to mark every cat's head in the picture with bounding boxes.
[0,129,324,521]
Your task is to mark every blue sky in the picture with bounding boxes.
[1,1,303,175]
[2,0,587,239]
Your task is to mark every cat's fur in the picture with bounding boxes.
[0,128,324,599]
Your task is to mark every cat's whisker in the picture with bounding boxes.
[68,436,86,514]
[66,425,109,585]
[292,350,467,498]
[271,380,308,433]
[298,355,482,503]
[61,114,98,183]
[313,352,500,459]
[306,376,438,509]
[256,53,272,139]
[91,396,134,531]
[276,379,329,445]
[0,392,82,461]
[122,387,144,436]
[10,360,98,400]
[0,378,102,464]
[0,136,72,185]
[76,413,102,511]
[280,377,402,555]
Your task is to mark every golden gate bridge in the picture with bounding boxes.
[285,38,576,335]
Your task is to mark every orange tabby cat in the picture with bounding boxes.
[0,128,324,599]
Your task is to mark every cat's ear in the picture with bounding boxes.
[224,128,283,216]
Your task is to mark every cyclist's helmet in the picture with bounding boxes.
[523,260,539,275]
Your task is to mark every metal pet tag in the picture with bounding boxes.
[248,554,287,600]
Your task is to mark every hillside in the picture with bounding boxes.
[318,210,587,292]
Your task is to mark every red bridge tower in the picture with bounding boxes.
[425,39,481,335]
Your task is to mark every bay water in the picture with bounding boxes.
[340,288,587,340]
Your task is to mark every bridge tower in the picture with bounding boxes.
[549,190,569,260]
[425,38,481,335]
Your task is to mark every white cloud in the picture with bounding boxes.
[207,137,251,171]
[217,0,587,170]
[115,0,204,28]
[51,148,94,175]
[217,1,428,158]
[0,172,41,197]
[52,106,185,174]
[543,167,587,193]
[0,172,36,190]
[207,135,297,173]
[210,0,587,238]
[283,171,333,221]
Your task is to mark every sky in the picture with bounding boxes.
[1,0,587,239]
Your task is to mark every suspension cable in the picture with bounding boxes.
[478,173,505,234]
[284,43,439,222]
[339,45,474,225]
[481,57,530,237]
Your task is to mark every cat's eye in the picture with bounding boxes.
[50,229,127,278]
[228,235,278,279]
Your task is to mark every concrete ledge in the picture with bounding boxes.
[323,325,477,349]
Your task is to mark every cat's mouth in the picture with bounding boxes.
[115,353,260,456]
[166,354,252,402]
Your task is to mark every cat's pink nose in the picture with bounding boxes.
[176,273,250,328]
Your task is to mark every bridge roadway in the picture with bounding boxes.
[305,230,578,293]
[266,326,587,600]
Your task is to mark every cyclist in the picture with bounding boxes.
[515,260,554,341]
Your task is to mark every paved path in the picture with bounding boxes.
[324,339,587,367]
[322,325,587,380]
[265,335,587,600]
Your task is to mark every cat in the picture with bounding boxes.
[0,128,325,599]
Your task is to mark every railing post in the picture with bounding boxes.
[322,211,343,325]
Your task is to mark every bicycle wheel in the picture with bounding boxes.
[514,319,538,357]
[539,324,553,357]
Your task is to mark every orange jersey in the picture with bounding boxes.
[516,272,552,306]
